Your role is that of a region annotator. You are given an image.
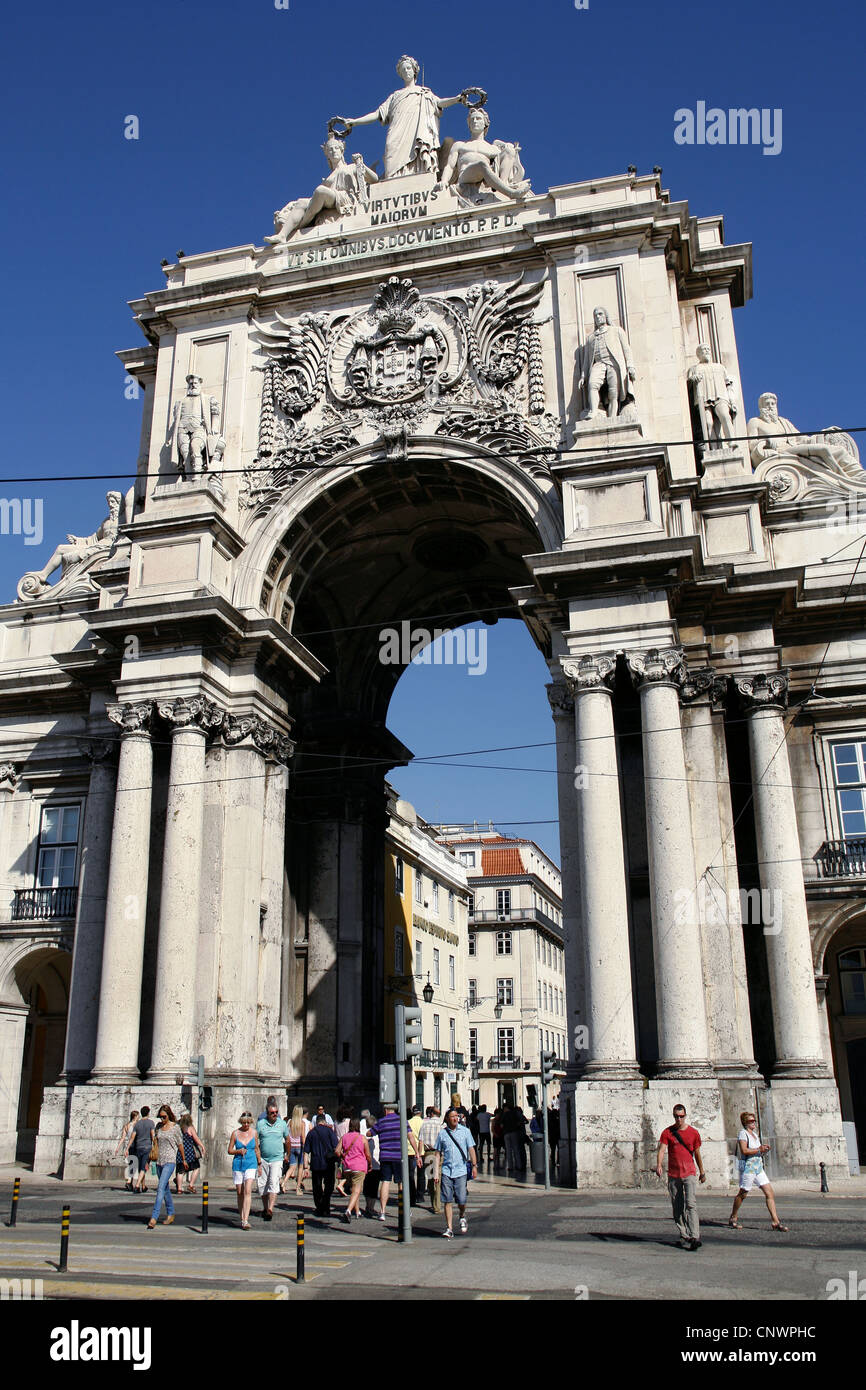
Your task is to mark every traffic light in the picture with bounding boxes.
[188,1054,204,1090]
[379,1063,397,1104]
[200,1087,213,1111]
[526,1084,538,1109]
[395,1004,423,1062]
[541,1050,555,1086]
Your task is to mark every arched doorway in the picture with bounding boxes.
[0,945,70,1165]
[821,920,866,1167]
[235,445,560,1102]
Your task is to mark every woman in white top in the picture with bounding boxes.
[728,1110,788,1230]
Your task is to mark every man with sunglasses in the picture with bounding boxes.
[656,1103,706,1251]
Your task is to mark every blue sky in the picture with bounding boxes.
[0,0,862,864]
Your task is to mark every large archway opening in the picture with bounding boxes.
[258,451,560,1101]
[0,946,71,1165]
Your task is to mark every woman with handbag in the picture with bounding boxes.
[335,1118,371,1221]
[146,1106,187,1229]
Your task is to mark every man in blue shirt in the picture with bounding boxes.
[435,1108,478,1238]
[256,1100,289,1221]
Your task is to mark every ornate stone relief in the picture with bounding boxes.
[243,272,555,506]
[749,393,863,502]
[0,762,20,791]
[107,702,154,735]
[735,671,789,710]
[545,682,573,717]
[107,698,293,761]
[17,490,133,604]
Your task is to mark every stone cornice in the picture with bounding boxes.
[735,670,789,711]
[561,654,616,693]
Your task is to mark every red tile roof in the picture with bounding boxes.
[481,847,525,876]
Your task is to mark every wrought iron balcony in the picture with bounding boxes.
[470,907,561,930]
[816,839,866,878]
[11,886,78,921]
[419,1049,465,1070]
[484,1055,521,1070]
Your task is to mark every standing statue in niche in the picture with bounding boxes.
[747,392,861,478]
[435,108,531,204]
[687,343,737,451]
[577,306,637,420]
[265,135,379,247]
[169,373,225,478]
[335,56,477,180]
[17,491,125,600]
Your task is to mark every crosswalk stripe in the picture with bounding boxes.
[34,1280,318,1299]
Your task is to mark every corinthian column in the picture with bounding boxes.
[147,697,217,1082]
[627,648,711,1075]
[561,655,639,1077]
[92,703,154,1083]
[736,672,825,1074]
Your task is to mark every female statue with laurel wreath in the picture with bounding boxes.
[334,55,484,180]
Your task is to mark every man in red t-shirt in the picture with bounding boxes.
[656,1103,706,1250]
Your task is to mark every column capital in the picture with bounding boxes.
[0,761,20,792]
[222,713,294,763]
[679,669,728,705]
[106,701,154,735]
[735,670,789,711]
[625,646,685,689]
[546,681,573,718]
[156,695,221,733]
[561,654,616,694]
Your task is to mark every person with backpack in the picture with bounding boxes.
[655,1103,706,1251]
[435,1107,478,1238]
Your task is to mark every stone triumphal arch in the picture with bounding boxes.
[1,58,861,1181]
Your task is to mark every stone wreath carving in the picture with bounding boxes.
[244,272,552,506]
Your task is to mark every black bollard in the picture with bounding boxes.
[9,1177,20,1227]
[397,1187,404,1243]
[820,1162,829,1193]
[201,1180,209,1234]
[59,1205,70,1273]
[296,1214,305,1283]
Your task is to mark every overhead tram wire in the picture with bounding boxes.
[0,423,863,486]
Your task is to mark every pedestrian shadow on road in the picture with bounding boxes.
[588,1231,682,1249]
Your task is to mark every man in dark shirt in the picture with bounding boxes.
[304,1114,339,1216]
[656,1103,706,1250]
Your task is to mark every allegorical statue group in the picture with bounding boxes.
[264,55,531,248]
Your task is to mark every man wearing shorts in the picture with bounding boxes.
[256,1100,289,1221]
[728,1110,788,1231]
[436,1107,478,1238]
[656,1103,706,1250]
[368,1104,422,1222]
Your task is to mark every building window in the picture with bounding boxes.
[395,856,404,893]
[432,880,439,911]
[448,889,455,921]
[537,981,542,1009]
[459,851,476,867]
[449,1018,456,1055]
[468,933,476,957]
[496,1027,515,1062]
[468,893,475,917]
[831,742,866,837]
[543,982,548,1011]
[496,889,511,918]
[496,978,513,1006]
[433,948,440,985]
[449,954,455,990]
[433,1014,440,1051]
[416,940,422,975]
[839,947,866,1015]
[415,872,423,904]
[469,1028,478,1064]
[394,930,404,974]
[36,804,80,888]
[468,978,477,1007]
[496,931,512,955]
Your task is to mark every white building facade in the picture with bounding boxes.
[0,59,861,1183]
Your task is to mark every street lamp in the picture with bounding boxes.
[421,973,434,1005]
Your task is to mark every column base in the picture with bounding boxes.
[711,1059,763,1081]
[770,1058,831,1081]
[763,1077,848,1181]
[578,1060,644,1082]
[655,1059,715,1079]
[89,1068,142,1086]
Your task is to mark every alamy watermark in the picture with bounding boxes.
[675,882,783,936]
[826,1270,865,1299]
[379,621,487,676]
[674,102,782,156]
[0,498,43,546]
[1,1278,43,1300]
